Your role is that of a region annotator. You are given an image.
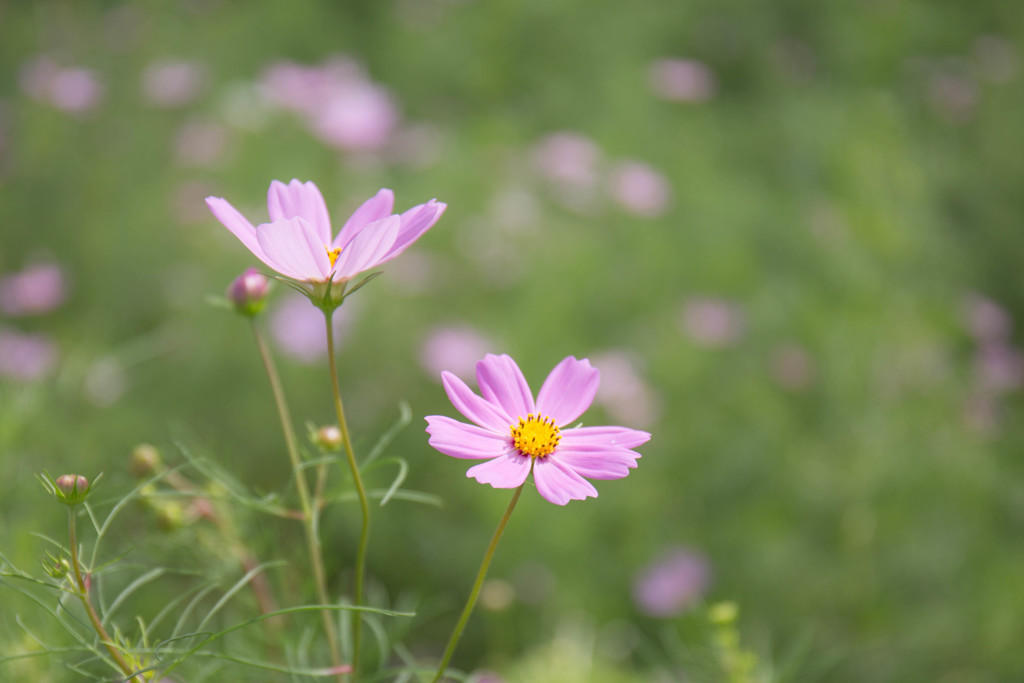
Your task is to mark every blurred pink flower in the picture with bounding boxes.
[532,132,602,190]
[591,350,660,428]
[679,297,745,347]
[206,179,445,284]
[426,354,650,505]
[419,324,495,381]
[21,57,104,113]
[608,161,672,218]
[260,59,339,114]
[0,262,66,316]
[259,57,399,152]
[633,547,711,618]
[311,82,399,152]
[770,344,815,391]
[0,327,58,382]
[269,293,355,364]
[175,121,229,167]
[929,67,977,125]
[648,58,717,103]
[974,342,1024,394]
[963,294,1012,344]
[142,59,206,108]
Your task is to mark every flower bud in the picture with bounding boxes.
[155,501,185,531]
[130,443,162,478]
[47,473,95,506]
[42,552,70,579]
[708,600,739,626]
[56,474,88,495]
[313,424,343,451]
[226,268,269,317]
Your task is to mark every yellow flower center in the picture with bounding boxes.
[510,414,561,458]
[325,246,342,268]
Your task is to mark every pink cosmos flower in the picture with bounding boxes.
[0,327,58,382]
[270,292,354,364]
[419,324,495,382]
[632,547,711,617]
[141,59,206,108]
[426,354,650,505]
[648,58,717,103]
[608,160,672,218]
[0,262,67,316]
[206,179,445,284]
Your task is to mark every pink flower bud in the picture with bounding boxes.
[55,474,89,496]
[227,268,269,317]
[314,425,343,451]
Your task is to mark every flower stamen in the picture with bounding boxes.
[511,414,561,458]
[326,246,342,268]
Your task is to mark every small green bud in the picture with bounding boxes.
[708,600,739,626]
[313,424,343,451]
[227,268,269,317]
[42,552,70,579]
[130,443,162,478]
[155,501,185,531]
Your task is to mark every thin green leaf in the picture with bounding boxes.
[158,604,414,678]
[195,561,286,634]
[102,567,165,626]
[171,583,220,641]
[362,402,412,468]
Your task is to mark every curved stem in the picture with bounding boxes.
[323,309,371,677]
[432,484,524,683]
[250,322,345,682]
[67,509,139,681]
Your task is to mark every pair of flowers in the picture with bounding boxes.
[208,179,649,504]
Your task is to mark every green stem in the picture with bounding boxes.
[250,322,345,682]
[323,309,371,677]
[432,484,524,683]
[67,509,139,681]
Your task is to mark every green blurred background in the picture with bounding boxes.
[3,0,1024,680]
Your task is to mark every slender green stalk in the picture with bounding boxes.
[432,484,524,683]
[67,509,139,681]
[323,309,371,677]
[250,322,346,682]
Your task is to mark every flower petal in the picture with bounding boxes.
[206,196,266,260]
[476,354,535,420]
[333,188,395,250]
[255,217,332,281]
[466,452,532,488]
[536,356,600,425]
[560,426,651,450]
[382,200,447,261]
[441,371,512,432]
[267,179,332,245]
[425,415,510,460]
[550,448,638,480]
[532,457,598,505]
[332,215,401,280]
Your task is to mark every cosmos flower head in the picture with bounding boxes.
[426,354,650,505]
[206,179,445,302]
